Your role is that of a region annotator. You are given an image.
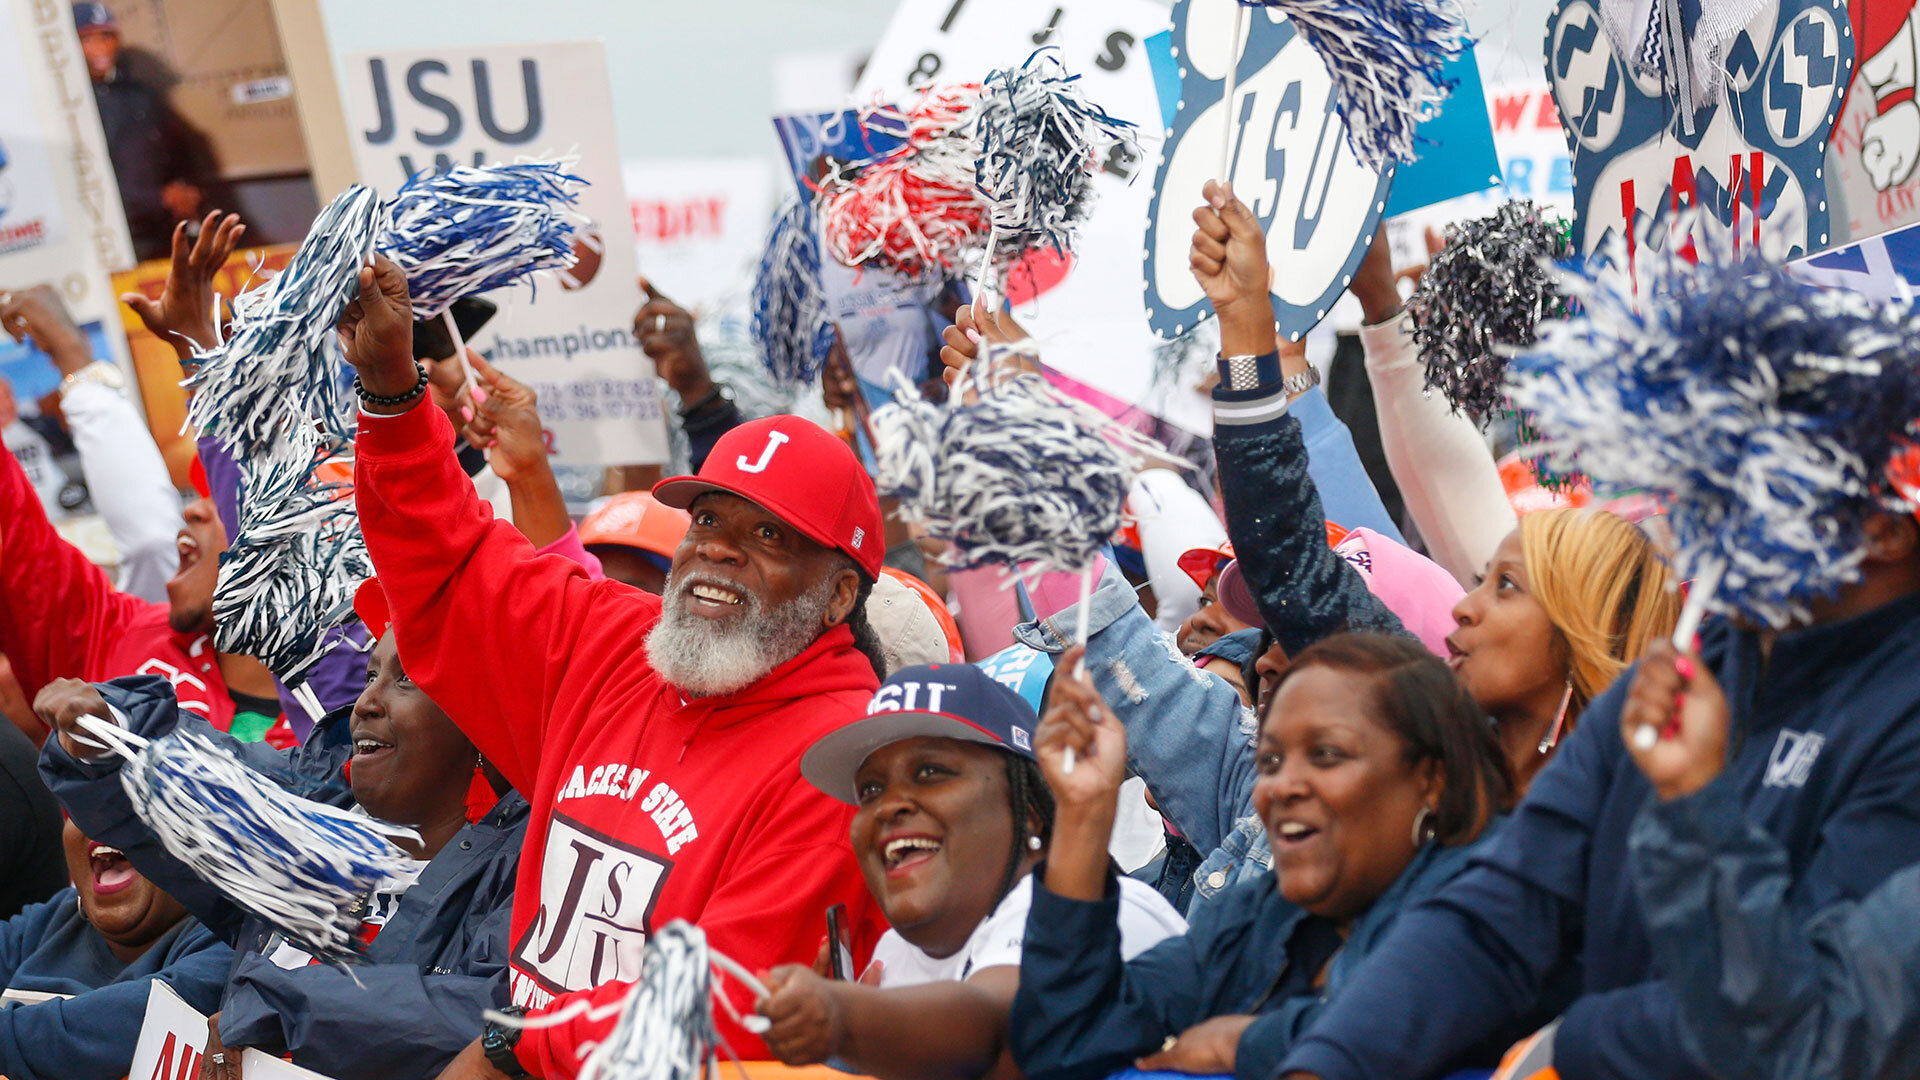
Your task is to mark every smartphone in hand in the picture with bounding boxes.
[825,903,853,981]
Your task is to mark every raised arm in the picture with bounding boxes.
[0,437,153,704]
[341,255,657,792]
[1006,651,1214,1080]
[636,278,743,471]
[1348,232,1513,585]
[1190,183,1405,656]
[1013,562,1257,854]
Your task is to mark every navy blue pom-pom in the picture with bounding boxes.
[381,160,587,320]
[1240,0,1468,169]
[973,49,1138,266]
[75,716,416,965]
[751,197,836,385]
[1509,242,1920,627]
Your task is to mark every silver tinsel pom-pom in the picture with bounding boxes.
[1508,240,1920,627]
[973,49,1138,265]
[76,715,417,965]
[1407,200,1571,422]
[873,342,1169,574]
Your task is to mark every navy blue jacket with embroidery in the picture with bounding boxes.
[1281,590,1920,1080]
[40,675,527,1080]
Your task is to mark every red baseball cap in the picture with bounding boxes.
[653,415,885,579]
[1177,542,1235,592]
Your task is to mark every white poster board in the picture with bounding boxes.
[341,41,669,466]
[853,0,1207,431]
[128,980,209,1080]
[624,158,774,314]
[0,0,135,376]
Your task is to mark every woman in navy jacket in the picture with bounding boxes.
[36,614,527,1080]
[0,818,231,1080]
[1013,634,1514,1080]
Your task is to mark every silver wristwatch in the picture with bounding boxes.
[1281,366,1320,396]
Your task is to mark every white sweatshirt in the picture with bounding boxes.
[1360,311,1517,586]
[60,382,185,604]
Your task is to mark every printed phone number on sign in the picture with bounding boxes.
[526,379,664,423]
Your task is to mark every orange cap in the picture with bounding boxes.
[579,492,692,558]
[880,566,964,663]
[1499,453,1591,515]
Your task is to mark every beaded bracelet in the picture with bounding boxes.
[353,363,429,407]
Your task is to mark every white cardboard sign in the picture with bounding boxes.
[127,980,208,1080]
[342,41,669,466]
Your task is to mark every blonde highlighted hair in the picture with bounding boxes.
[1519,508,1680,714]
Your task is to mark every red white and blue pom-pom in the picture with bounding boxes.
[872,342,1168,574]
[212,452,371,685]
[1241,0,1467,170]
[972,50,1138,267]
[1507,241,1920,628]
[185,185,384,467]
[74,714,417,965]
[1407,200,1571,421]
[751,196,836,385]
[380,159,587,320]
[817,85,989,279]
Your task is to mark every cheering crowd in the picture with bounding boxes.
[2,109,1920,1080]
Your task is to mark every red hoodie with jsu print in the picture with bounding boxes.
[0,443,232,730]
[354,403,889,1077]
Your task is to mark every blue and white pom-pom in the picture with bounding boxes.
[751,196,836,385]
[973,50,1138,268]
[872,342,1168,575]
[380,160,587,320]
[212,452,372,685]
[1241,0,1468,169]
[485,921,771,1080]
[185,185,384,467]
[1507,242,1920,630]
[73,714,417,965]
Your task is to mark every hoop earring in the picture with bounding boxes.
[1538,680,1575,754]
[1411,807,1436,847]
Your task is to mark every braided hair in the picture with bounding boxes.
[997,752,1056,903]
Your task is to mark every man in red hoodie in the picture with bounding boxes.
[340,254,891,1079]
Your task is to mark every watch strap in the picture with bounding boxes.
[1281,366,1321,396]
[1215,351,1281,392]
[481,1009,531,1079]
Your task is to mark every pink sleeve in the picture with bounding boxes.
[534,524,605,580]
[949,555,1106,659]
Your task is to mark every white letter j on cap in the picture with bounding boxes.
[736,430,790,474]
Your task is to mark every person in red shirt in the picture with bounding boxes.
[0,244,286,740]
[339,254,891,1079]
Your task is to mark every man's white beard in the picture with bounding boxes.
[646,572,837,697]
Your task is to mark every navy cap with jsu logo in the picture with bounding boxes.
[801,662,1040,805]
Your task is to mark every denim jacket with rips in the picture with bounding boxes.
[1014,381,1407,915]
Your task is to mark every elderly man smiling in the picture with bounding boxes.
[338,254,890,1080]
